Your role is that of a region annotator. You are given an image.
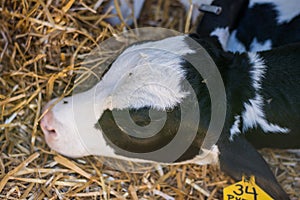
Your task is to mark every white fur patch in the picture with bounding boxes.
[249,0,300,24]
[242,96,290,133]
[43,91,118,158]
[178,145,220,165]
[101,145,220,166]
[241,53,289,133]
[227,33,272,53]
[250,38,272,52]
[210,27,230,51]
[229,115,241,141]
[226,30,246,53]
[104,35,195,110]
[248,53,267,90]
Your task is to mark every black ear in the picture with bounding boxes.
[96,107,177,154]
[97,104,205,162]
[128,107,164,127]
[217,135,290,200]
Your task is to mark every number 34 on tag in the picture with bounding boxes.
[223,176,273,200]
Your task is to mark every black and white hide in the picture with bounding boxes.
[197,0,300,52]
[40,33,300,200]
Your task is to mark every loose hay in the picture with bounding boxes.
[0,0,299,199]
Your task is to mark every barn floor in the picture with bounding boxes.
[0,0,299,199]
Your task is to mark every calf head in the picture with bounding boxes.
[40,33,227,164]
[41,35,199,159]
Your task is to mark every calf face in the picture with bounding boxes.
[40,35,204,160]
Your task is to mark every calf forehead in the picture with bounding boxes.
[100,36,196,110]
[102,36,194,83]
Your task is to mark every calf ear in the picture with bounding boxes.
[217,135,290,200]
[98,105,203,162]
[97,106,181,153]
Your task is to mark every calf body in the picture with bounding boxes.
[40,34,300,199]
[197,0,300,52]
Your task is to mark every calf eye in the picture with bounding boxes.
[129,107,151,126]
[63,101,68,104]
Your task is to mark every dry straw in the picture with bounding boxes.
[0,0,299,199]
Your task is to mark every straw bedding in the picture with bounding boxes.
[0,0,299,199]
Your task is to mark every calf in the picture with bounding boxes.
[40,32,300,199]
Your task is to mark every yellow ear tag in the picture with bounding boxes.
[223,176,274,200]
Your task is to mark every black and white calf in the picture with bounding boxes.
[197,0,300,52]
[40,33,300,199]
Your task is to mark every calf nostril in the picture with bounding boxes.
[41,121,54,134]
[41,123,59,140]
[40,111,58,138]
[47,128,57,136]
